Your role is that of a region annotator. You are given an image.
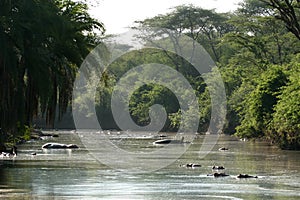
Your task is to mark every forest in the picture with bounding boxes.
[1,0,300,150]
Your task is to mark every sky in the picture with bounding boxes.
[90,0,243,34]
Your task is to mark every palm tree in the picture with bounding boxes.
[0,0,105,143]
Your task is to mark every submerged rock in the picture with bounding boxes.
[218,147,229,151]
[42,143,78,149]
[236,174,258,178]
[212,165,225,170]
[153,137,185,145]
[207,172,230,177]
[180,163,202,168]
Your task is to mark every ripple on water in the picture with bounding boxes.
[0,132,299,199]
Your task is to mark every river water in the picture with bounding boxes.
[0,131,299,199]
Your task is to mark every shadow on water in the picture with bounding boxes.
[0,131,299,199]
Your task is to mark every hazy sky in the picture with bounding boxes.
[90,0,243,34]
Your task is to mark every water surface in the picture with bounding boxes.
[0,131,299,199]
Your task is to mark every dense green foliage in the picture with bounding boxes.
[95,48,202,131]
[93,0,300,149]
[270,56,300,149]
[0,0,104,144]
[1,0,299,150]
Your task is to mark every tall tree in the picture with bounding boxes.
[262,0,300,40]
[270,55,300,149]
[135,5,233,63]
[0,0,104,143]
[235,66,287,139]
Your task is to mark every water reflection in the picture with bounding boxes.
[0,132,299,199]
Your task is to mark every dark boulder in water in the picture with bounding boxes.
[207,172,230,177]
[212,165,225,170]
[181,163,202,168]
[218,147,229,151]
[237,174,258,178]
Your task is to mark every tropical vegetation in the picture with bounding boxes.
[94,0,300,149]
[0,0,299,150]
[0,0,104,146]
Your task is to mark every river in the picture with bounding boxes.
[0,131,299,199]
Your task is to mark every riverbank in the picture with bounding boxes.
[1,129,299,154]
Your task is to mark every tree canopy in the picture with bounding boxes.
[94,0,299,149]
[1,0,299,150]
[0,0,104,144]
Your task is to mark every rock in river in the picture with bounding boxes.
[42,143,78,149]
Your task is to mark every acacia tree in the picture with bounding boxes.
[135,5,232,63]
[223,0,299,67]
[262,0,300,40]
